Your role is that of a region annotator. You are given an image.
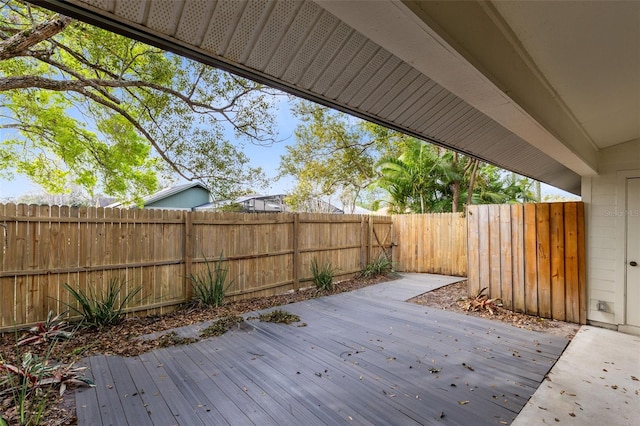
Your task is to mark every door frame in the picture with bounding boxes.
[616,170,640,327]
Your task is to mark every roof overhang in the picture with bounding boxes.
[31,0,640,196]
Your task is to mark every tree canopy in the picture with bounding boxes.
[279,100,405,212]
[0,0,279,203]
[281,100,539,214]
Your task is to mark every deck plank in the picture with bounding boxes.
[76,274,569,425]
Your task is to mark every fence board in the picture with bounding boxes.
[577,203,587,324]
[499,204,513,310]
[468,202,585,324]
[511,204,525,313]
[550,203,565,321]
[524,203,538,315]
[467,207,480,296]
[536,204,552,318]
[478,206,490,291]
[563,203,579,323]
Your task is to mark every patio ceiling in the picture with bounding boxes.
[33,0,640,195]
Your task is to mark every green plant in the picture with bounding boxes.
[310,257,337,292]
[17,311,74,346]
[188,253,234,307]
[62,278,142,329]
[359,253,394,279]
[258,310,300,324]
[0,351,94,425]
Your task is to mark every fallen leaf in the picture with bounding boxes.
[458,400,470,405]
[631,376,639,381]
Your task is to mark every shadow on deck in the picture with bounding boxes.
[75,273,569,425]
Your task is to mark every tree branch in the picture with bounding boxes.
[0,13,71,61]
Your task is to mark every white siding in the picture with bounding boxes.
[583,138,640,326]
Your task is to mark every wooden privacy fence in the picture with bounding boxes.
[0,204,391,331]
[392,213,467,276]
[467,202,586,324]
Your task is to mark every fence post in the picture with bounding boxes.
[368,215,374,265]
[292,214,300,291]
[183,210,193,302]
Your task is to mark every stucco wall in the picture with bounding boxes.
[582,138,640,326]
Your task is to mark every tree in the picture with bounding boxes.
[279,100,403,212]
[377,141,538,213]
[0,0,278,203]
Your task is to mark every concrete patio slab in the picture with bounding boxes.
[513,326,640,425]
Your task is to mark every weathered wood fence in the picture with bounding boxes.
[0,204,391,331]
[467,202,586,324]
[392,213,467,276]
[1,201,587,329]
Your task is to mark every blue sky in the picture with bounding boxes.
[0,96,577,202]
[0,97,298,200]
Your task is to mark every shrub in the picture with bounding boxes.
[359,253,394,279]
[17,311,74,346]
[310,257,337,292]
[0,350,94,425]
[63,278,142,329]
[188,253,234,307]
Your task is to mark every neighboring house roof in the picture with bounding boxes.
[143,182,208,206]
[196,194,287,213]
[107,182,209,209]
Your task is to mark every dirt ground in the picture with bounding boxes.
[409,280,580,340]
[1,275,579,425]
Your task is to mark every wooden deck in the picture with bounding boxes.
[75,274,569,425]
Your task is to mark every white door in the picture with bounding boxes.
[627,178,640,327]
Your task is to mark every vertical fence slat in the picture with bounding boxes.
[536,204,552,318]
[524,203,538,315]
[489,207,501,299]
[499,204,513,310]
[478,206,490,293]
[511,204,525,313]
[577,202,587,324]
[550,203,566,321]
[467,206,480,295]
[564,202,579,323]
